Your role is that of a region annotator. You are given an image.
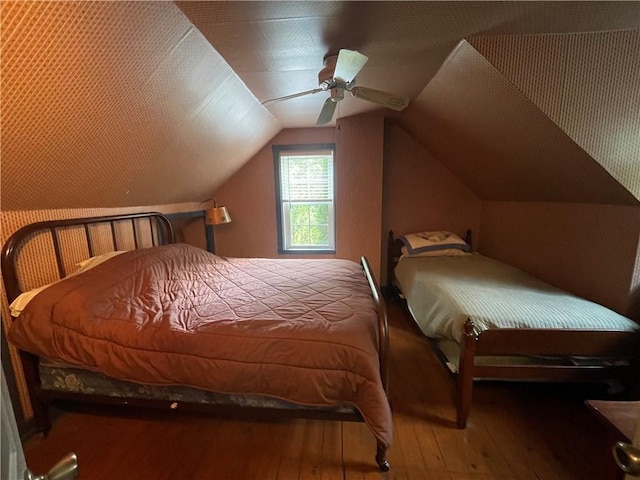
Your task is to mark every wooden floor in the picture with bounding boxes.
[23,301,623,480]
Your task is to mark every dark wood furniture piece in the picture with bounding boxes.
[587,400,640,443]
[586,400,640,480]
[387,230,640,429]
[1,213,391,471]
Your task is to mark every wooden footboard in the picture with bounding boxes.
[457,318,640,428]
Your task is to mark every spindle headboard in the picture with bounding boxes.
[1,212,174,303]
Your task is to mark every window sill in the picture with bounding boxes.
[279,249,336,255]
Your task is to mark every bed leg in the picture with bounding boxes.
[19,351,52,435]
[457,374,472,429]
[32,396,52,436]
[375,443,390,472]
[457,319,477,429]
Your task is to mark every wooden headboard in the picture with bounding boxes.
[386,229,472,288]
[1,212,174,303]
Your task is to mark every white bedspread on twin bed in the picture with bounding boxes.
[394,253,639,344]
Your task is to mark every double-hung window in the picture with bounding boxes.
[274,144,336,253]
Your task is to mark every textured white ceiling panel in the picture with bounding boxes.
[178,1,640,126]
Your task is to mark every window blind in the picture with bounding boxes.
[280,152,334,203]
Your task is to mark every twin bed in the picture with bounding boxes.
[388,230,640,428]
[2,213,392,471]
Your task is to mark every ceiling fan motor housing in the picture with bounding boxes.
[318,54,338,87]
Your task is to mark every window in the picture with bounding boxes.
[274,144,336,253]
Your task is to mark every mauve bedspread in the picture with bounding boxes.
[9,244,392,447]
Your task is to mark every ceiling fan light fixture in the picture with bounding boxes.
[330,86,344,102]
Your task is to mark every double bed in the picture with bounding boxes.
[387,230,640,428]
[1,213,392,470]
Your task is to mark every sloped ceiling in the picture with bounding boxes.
[469,30,640,199]
[400,38,638,205]
[1,1,639,211]
[1,1,280,210]
[178,1,640,128]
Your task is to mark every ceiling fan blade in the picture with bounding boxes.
[261,87,324,106]
[349,86,409,111]
[333,49,368,84]
[316,98,338,125]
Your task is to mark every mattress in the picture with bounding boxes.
[38,358,355,413]
[394,253,639,343]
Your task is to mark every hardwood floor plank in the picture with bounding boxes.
[190,416,250,479]
[298,419,325,479]
[411,415,448,474]
[391,413,432,479]
[222,419,287,480]
[432,416,492,475]
[276,418,307,480]
[320,420,344,480]
[342,421,366,480]
[358,424,386,480]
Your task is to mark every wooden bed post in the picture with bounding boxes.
[386,230,395,289]
[457,319,477,429]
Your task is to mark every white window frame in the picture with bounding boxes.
[274,144,336,254]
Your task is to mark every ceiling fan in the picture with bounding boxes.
[261,49,409,125]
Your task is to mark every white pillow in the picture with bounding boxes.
[400,245,471,258]
[401,231,470,256]
[74,250,127,274]
[9,250,128,317]
[9,283,56,317]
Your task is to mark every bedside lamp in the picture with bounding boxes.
[201,199,232,226]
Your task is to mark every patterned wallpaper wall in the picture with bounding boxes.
[479,202,640,319]
[631,244,640,321]
[401,39,638,205]
[470,29,640,200]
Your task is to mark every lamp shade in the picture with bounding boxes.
[205,206,231,225]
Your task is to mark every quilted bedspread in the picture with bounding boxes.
[395,253,639,344]
[9,244,392,447]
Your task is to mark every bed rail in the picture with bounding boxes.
[457,318,640,428]
[361,256,389,396]
[1,212,174,303]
